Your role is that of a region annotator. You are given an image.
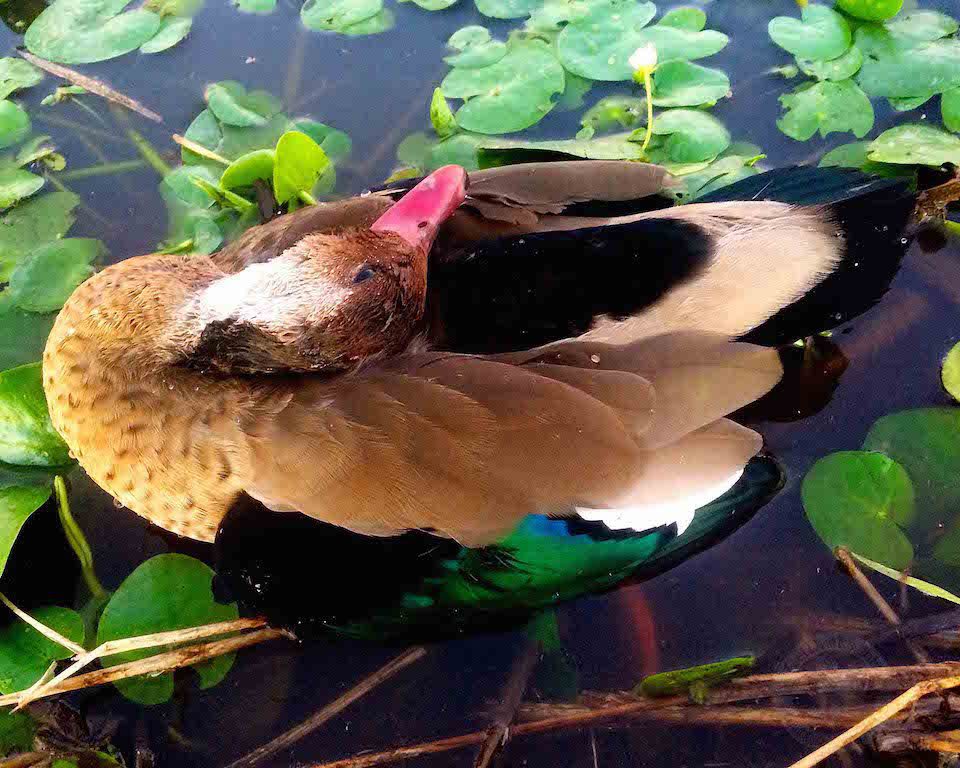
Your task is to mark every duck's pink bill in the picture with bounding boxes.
[371,165,468,253]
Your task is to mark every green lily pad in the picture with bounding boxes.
[650,108,730,163]
[445,27,506,68]
[24,0,161,64]
[300,0,381,31]
[0,303,58,372]
[802,450,915,569]
[524,0,603,36]
[835,0,903,22]
[943,342,960,403]
[777,80,874,141]
[677,153,763,200]
[290,120,351,163]
[652,60,729,107]
[578,95,644,139]
[0,169,43,210]
[554,71,593,111]
[555,0,657,81]
[430,87,457,138]
[8,238,103,313]
[473,0,536,18]
[204,81,280,128]
[858,39,960,99]
[97,554,239,705]
[943,88,960,133]
[140,15,191,53]
[400,0,456,9]
[0,364,71,467]
[0,190,78,282]
[885,10,958,43]
[273,130,329,205]
[797,45,863,81]
[180,109,222,164]
[447,24,490,48]
[889,93,934,111]
[233,0,276,12]
[442,39,565,134]
[478,132,645,162]
[0,605,83,693]
[0,710,37,754]
[0,101,30,150]
[0,59,42,100]
[657,6,704,31]
[819,141,871,168]
[768,5,851,62]
[220,148,274,191]
[868,124,960,166]
[0,485,51,578]
[339,7,393,35]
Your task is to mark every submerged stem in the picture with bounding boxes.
[640,71,654,157]
[54,476,107,601]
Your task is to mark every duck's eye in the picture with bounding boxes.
[353,266,377,284]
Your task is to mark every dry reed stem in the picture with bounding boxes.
[171,134,230,166]
[17,51,163,123]
[0,593,85,655]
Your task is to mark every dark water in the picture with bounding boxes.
[3,0,960,765]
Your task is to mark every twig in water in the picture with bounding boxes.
[222,646,428,768]
[0,592,85,655]
[171,134,230,166]
[16,51,163,124]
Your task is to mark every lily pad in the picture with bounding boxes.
[474,0,537,19]
[0,710,36,754]
[339,7,393,35]
[867,124,960,166]
[797,45,863,81]
[0,485,51,578]
[0,364,72,467]
[943,342,960,402]
[441,39,565,134]
[24,0,162,64]
[650,108,730,163]
[885,10,958,43]
[857,39,960,99]
[233,0,276,12]
[97,554,239,705]
[0,191,77,281]
[777,80,874,141]
[578,96,644,139]
[889,93,934,111]
[140,16,191,53]
[0,169,44,210]
[0,304,58,372]
[0,605,83,693]
[180,108,222,164]
[768,5,852,62]
[401,0,456,9]
[445,27,506,68]
[943,88,960,133]
[204,81,281,128]
[300,0,381,31]
[555,0,657,81]
[0,101,30,150]
[802,450,915,569]
[657,6,704,31]
[835,0,903,22]
[430,87,457,138]
[0,59,42,100]
[220,148,274,191]
[478,132,645,162]
[273,130,329,205]
[7,238,103,313]
[290,119,351,163]
[652,60,729,107]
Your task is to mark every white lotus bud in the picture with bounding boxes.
[629,43,658,72]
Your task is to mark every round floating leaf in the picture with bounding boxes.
[204,81,280,128]
[819,141,871,168]
[0,304,58,372]
[554,71,593,111]
[448,24,489,48]
[180,109,222,164]
[234,0,276,12]
[652,60,729,107]
[835,0,903,22]
[445,39,506,68]
[474,0,537,19]
[579,96,644,138]
[777,80,874,141]
[139,16,191,53]
[24,0,161,64]
[802,451,915,569]
[0,711,37,754]
[0,101,30,150]
[943,88,960,133]
[301,0,381,31]
[631,25,728,65]
[943,342,960,403]
[556,0,657,81]
[0,364,72,467]
[0,606,83,693]
[0,170,43,211]
[290,119,351,163]
[273,130,329,204]
[0,485,51,579]
[0,191,78,282]
[657,6,704,31]
[889,93,934,111]
[442,39,565,134]
[8,239,103,313]
[401,0,456,9]
[478,132,645,161]
[858,39,960,99]
[220,148,275,190]
[768,5,851,61]
[430,87,457,138]
[868,124,960,166]
[797,44,862,81]
[340,8,393,35]
[97,554,239,705]
[651,108,730,163]
[885,10,958,43]
[0,59,43,100]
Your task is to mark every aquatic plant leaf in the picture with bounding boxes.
[0,190,77,281]
[448,24,489,48]
[857,39,960,99]
[0,364,72,467]
[220,148,274,191]
[97,554,239,705]
[868,124,960,165]
[943,343,960,403]
[139,15,191,52]
[852,552,960,605]
[554,71,593,112]
[273,130,329,204]
[0,101,30,150]
[0,59,42,100]
[474,0,536,20]
[442,39,564,134]
[819,141,871,168]
[555,0,656,81]
[0,605,83,693]
[657,6,704,31]
[578,96,644,139]
[884,10,958,43]
[400,0,456,10]
[204,81,280,128]
[0,302,57,376]
[233,0,276,12]
[0,710,37,754]
[802,450,915,569]
[768,5,851,62]
[652,60,729,107]
[290,120,351,163]
[777,80,874,141]
[478,132,645,162]
[24,0,161,64]
[300,0,381,31]
[677,153,763,200]
[888,93,934,111]
[943,88,960,133]
[835,0,902,22]
[524,0,601,37]
[430,87,457,138]
[650,108,730,163]
[639,656,755,699]
[339,7,393,35]
[162,164,219,209]
[797,45,862,81]
[0,485,50,579]
[445,28,506,68]
[690,165,759,199]
[180,108,222,164]
[0,169,43,210]
[8,238,102,313]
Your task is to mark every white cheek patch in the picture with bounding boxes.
[575,468,744,536]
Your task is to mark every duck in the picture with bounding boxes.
[42,160,917,640]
